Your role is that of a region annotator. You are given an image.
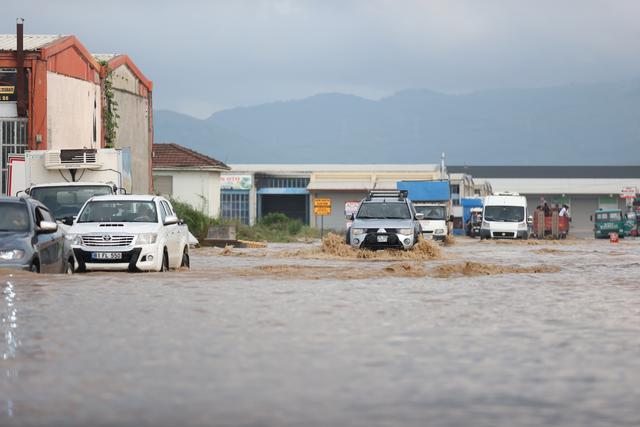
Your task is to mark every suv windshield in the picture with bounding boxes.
[30,186,113,219]
[78,201,158,223]
[357,202,411,219]
[415,205,445,220]
[484,206,525,222]
[0,203,30,232]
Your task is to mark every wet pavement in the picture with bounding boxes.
[1,237,639,427]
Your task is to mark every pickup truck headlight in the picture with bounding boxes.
[351,228,365,236]
[399,228,413,235]
[137,233,158,244]
[65,234,82,245]
[0,249,24,261]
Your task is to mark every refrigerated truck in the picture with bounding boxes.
[9,148,132,226]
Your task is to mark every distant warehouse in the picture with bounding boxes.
[449,165,640,233]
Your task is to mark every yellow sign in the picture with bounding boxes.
[314,198,331,208]
[0,86,14,94]
[314,206,331,216]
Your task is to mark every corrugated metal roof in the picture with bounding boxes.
[0,34,66,51]
[92,53,119,62]
[448,166,640,179]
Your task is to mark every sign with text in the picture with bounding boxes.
[0,68,17,102]
[314,198,332,216]
[221,175,252,191]
[344,201,360,216]
[620,187,637,199]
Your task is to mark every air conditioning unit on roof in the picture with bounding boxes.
[44,149,101,170]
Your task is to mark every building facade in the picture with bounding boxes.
[152,143,230,217]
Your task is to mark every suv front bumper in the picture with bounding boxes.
[350,232,415,250]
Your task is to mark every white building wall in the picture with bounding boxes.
[153,169,222,218]
[47,72,101,150]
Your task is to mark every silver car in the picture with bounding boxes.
[347,190,423,250]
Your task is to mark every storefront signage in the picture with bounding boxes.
[221,175,252,191]
[620,187,637,199]
[0,68,17,102]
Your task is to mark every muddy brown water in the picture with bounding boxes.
[1,237,640,427]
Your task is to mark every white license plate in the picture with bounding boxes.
[377,235,388,243]
[92,252,122,260]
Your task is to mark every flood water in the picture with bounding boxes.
[1,238,639,427]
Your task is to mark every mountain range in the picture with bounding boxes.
[153,80,640,165]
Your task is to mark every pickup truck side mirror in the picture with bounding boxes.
[38,220,58,234]
[415,213,424,220]
[164,215,179,225]
[345,213,354,220]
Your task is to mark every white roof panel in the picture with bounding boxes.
[0,34,66,51]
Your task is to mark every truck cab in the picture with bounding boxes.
[480,192,528,239]
[26,182,116,227]
[397,180,451,241]
[592,209,625,239]
[413,202,448,241]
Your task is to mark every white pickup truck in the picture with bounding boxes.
[67,195,190,272]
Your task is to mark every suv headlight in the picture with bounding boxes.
[399,228,413,235]
[0,249,24,261]
[137,233,158,244]
[351,228,365,236]
[66,234,82,245]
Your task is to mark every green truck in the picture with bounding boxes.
[592,208,633,239]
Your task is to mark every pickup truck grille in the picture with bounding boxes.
[81,234,134,247]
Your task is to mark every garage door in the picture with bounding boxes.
[260,194,308,224]
[570,197,598,236]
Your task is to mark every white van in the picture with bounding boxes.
[480,192,528,239]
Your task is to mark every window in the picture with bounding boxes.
[78,201,158,223]
[1,119,28,195]
[153,175,173,196]
[221,191,250,225]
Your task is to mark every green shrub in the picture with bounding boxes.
[170,198,215,240]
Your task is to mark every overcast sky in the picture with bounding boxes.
[4,0,640,118]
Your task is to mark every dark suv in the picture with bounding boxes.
[0,196,74,273]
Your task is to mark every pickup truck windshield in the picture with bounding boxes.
[30,186,113,219]
[484,206,525,222]
[0,203,30,232]
[357,202,411,219]
[78,201,158,223]
[415,205,445,220]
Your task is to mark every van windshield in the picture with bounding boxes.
[414,205,445,220]
[30,186,113,219]
[484,206,525,222]
[357,202,411,219]
[596,212,621,221]
[78,201,158,223]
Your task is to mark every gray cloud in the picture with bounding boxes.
[4,0,640,117]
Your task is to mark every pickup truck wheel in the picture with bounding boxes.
[30,260,40,273]
[181,247,190,269]
[160,250,169,272]
[65,258,75,275]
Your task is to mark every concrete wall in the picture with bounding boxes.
[113,89,150,194]
[110,64,151,194]
[46,71,101,150]
[310,191,368,231]
[153,169,221,218]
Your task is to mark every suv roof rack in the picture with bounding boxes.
[366,190,408,201]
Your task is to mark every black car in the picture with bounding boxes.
[0,196,74,274]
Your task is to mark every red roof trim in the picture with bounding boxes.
[152,143,230,170]
[39,35,102,73]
